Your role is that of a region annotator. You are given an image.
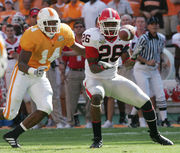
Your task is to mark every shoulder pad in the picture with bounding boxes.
[82,28,102,48]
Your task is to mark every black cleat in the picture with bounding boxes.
[149,131,174,145]
[3,132,21,148]
[90,137,103,148]
[161,118,171,127]
[74,114,80,127]
[119,117,127,125]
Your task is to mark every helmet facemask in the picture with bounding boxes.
[43,20,60,38]
[99,20,120,37]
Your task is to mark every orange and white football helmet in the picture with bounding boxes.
[37,7,61,38]
[0,35,7,78]
[98,8,120,37]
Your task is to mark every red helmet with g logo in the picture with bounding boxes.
[98,8,120,37]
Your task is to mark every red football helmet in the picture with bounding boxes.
[98,8,120,37]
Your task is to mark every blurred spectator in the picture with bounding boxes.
[51,0,66,18]
[0,2,4,12]
[19,0,32,17]
[58,60,68,126]
[172,11,180,83]
[0,0,17,25]
[63,0,70,4]
[62,0,84,29]
[128,16,148,127]
[163,0,180,41]
[18,0,41,17]
[82,0,107,30]
[140,0,168,33]
[62,21,91,128]
[116,14,134,125]
[107,0,133,17]
[46,60,68,128]
[41,0,51,8]
[127,0,141,17]
[4,24,19,88]
[11,12,28,38]
[26,7,40,26]
[32,0,43,9]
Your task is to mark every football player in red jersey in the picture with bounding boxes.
[82,8,173,148]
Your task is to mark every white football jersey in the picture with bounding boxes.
[5,37,20,59]
[82,27,130,79]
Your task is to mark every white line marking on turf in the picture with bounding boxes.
[84,131,180,136]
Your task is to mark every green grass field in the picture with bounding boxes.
[0,127,179,153]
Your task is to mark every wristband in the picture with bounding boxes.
[28,67,36,76]
[100,65,104,70]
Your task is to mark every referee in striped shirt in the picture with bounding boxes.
[133,16,171,127]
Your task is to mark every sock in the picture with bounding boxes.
[139,117,146,127]
[120,112,126,119]
[141,101,158,134]
[92,121,102,139]
[159,110,167,121]
[9,123,26,139]
[130,107,138,115]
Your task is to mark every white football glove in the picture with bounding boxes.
[34,66,48,77]
[98,61,114,69]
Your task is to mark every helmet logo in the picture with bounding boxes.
[48,8,54,17]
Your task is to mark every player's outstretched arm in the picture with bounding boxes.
[70,42,85,57]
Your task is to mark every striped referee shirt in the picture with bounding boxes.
[134,31,166,63]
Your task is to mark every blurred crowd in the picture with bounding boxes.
[0,0,180,129]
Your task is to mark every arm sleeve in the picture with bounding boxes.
[85,46,99,59]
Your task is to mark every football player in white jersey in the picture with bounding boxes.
[4,24,20,88]
[82,8,173,148]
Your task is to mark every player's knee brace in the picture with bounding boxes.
[141,100,157,122]
[91,94,103,108]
